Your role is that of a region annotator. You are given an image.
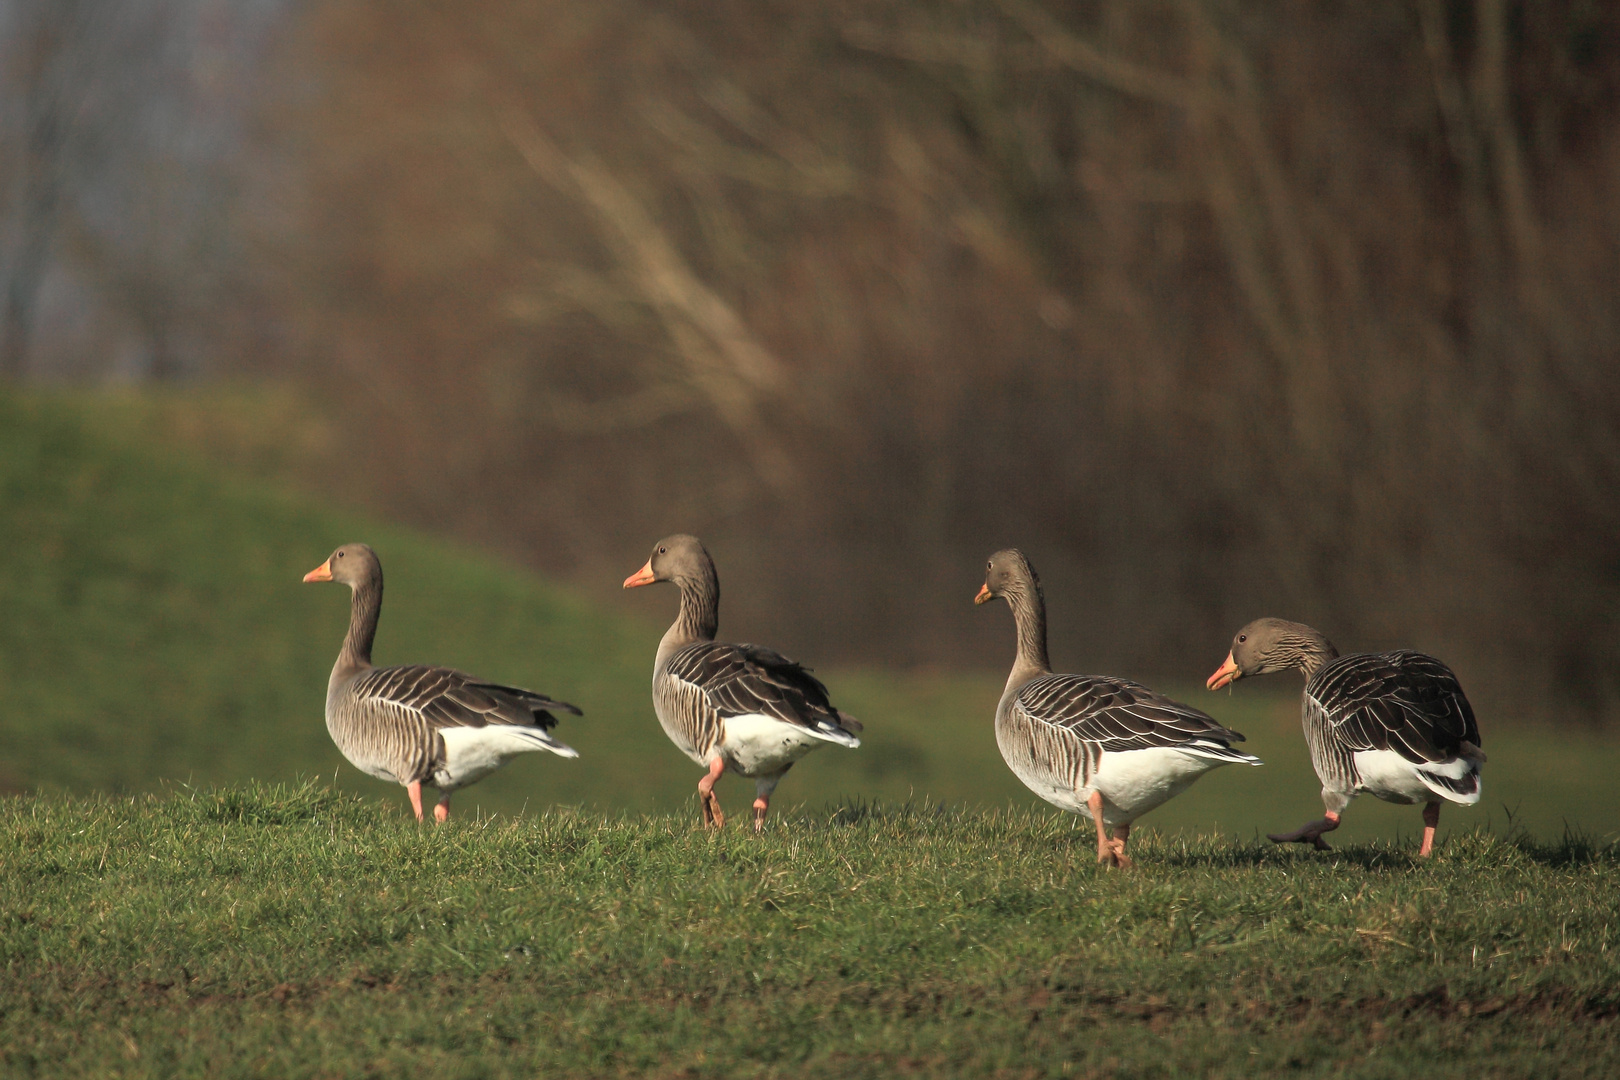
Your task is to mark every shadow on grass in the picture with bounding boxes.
[13,785,1618,872]
[1154,841,1420,872]
[1510,825,1620,867]
[1150,823,1620,871]
[818,796,962,828]
[796,797,1620,871]
[156,777,385,828]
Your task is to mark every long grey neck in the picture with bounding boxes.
[656,567,720,666]
[1002,584,1052,695]
[1277,625,1339,680]
[332,577,381,689]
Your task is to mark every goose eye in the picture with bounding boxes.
[337,551,345,559]
[658,546,666,554]
[1238,634,1246,643]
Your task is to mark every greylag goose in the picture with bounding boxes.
[977,549,1261,868]
[623,534,861,831]
[1207,618,1485,857]
[303,543,580,821]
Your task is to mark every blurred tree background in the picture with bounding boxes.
[3,0,1617,725]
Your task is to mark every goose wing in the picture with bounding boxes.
[1015,674,1247,751]
[1308,651,1480,764]
[350,664,581,732]
[665,642,861,739]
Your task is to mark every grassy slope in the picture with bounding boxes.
[2,389,1619,847]
[3,786,1618,1078]
[5,391,1620,1076]
[0,391,655,813]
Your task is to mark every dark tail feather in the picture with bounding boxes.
[1419,769,1479,797]
[471,681,583,717]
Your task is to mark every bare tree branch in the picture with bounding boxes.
[1471,0,1555,331]
[501,108,797,491]
[993,0,1197,107]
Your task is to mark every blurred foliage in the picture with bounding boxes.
[3,3,1620,730]
[1,389,1616,845]
[255,0,1620,723]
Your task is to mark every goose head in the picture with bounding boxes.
[303,543,381,590]
[623,534,713,590]
[974,548,1042,608]
[1208,617,1331,688]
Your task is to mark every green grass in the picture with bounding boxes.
[796,671,1620,851]
[6,390,1620,1075]
[3,388,1619,850]
[0,390,654,812]
[4,785,1619,1078]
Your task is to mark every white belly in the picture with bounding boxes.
[1353,749,1480,806]
[1091,747,1225,824]
[1002,744,1226,826]
[1352,749,1434,804]
[433,726,572,791]
[719,714,828,776]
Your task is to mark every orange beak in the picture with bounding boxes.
[302,558,333,583]
[623,560,656,589]
[1207,652,1241,690]
[973,583,993,605]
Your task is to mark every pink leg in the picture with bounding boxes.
[435,793,451,823]
[753,795,770,833]
[1268,811,1341,850]
[1111,823,1133,870]
[1418,802,1440,857]
[697,757,726,829]
[406,781,425,822]
[1088,791,1117,867]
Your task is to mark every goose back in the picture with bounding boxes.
[981,548,1261,824]
[654,641,861,769]
[998,673,1255,796]
[1304,650,1482,801]
[328,663,581,787]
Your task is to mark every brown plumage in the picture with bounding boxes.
[978,549,1260,868]
[1208,617,1484,856]
[304,543,579,821]
[624,534,860,831]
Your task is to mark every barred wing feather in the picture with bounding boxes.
[1015,674,1252,757]
[1308,652,1481,764]
[350,665,580,732]
[665,642,861,741]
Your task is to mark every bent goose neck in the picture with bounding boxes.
[1286,628,1339,680]
[331,576,381,689]
[1002,584,1052,694]
[656,568,720,667]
